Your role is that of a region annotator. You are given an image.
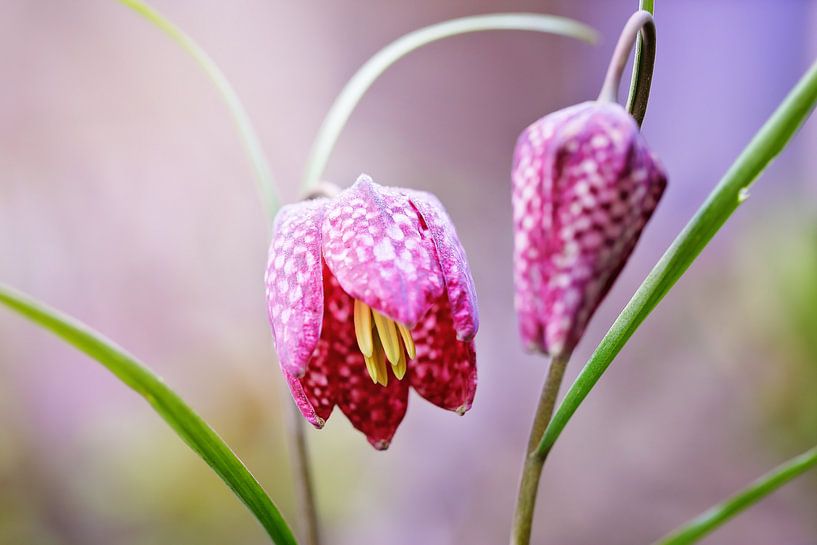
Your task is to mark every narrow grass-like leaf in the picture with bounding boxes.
[653,446,817,545]
[0,283,298,545]
[302,13,597,190]
[537,58,817,457]
[119,0,278,219]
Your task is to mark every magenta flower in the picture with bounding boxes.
[265,174,478,449]
[512,101,667,356]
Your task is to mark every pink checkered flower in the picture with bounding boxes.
[265,174,478,449]
[512,101,667,357]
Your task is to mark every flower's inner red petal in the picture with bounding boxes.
[289,328,336,426]
[322,265,410,449]
[409,294,477,414]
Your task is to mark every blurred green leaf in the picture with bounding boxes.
[0,284,298,545]
[538,58,817,457]
[653,446,817,545]
[303,13,597,190]
[119,0,278,220]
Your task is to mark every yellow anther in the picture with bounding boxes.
[356,303,415,385]
[373,334,388,386]
[392,344,407,380]
[354,299,374,358]
[363,353,379,384]
[396,322,415,360]
[364,334,386,385]
[372,310,401,366]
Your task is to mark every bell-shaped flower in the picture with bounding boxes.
[512,101,667,357]
[265,174,478,449]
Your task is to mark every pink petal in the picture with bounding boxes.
[265,199,327,376]
[512,102,667,355]
[409,294,477,414]
[406,190,479,341]
[321,174,444,326]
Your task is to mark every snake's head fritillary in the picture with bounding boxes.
[512,101,667,357]
[265,175,478,449]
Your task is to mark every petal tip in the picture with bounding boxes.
[370,439,391,451]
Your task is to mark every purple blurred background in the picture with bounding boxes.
[1,1,816,544]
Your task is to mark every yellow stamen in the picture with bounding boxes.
[375,356,389,387]
[354,299,417,386]
[363,353,379,384]
[396,322,416,360]
[364,334,384,384]
[392,342,407,380]
[354,299,374,358]
[372,309,401,365]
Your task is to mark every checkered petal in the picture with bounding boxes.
[512,101,667,356]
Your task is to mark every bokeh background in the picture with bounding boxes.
[2,1,817,544]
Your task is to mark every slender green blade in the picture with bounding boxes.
[303,13,597,190]
[538,58,817,457]
[119,0,278,220]
[653,446,817,545]
[0,284,298,545]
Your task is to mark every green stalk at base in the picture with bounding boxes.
[509,352,571,545]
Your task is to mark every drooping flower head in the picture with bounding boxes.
[512,101,667,356]
[265,174,478,449]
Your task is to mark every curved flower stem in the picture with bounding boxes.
[509,351,571,545]
[626,0,655,124]
[119,0,279,219]
[653,445,817,545]
[302,13,597,191]
[598,10,656,127]
[119,1,319,539]
[288,403,321,545]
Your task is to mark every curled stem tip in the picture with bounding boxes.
[598,10,656,127]
[302,13,597,191]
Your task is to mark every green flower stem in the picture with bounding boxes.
[0,283,297,545]
[302,13,597,191]
[536,58,817,459]
[653,446,817,545]
[287,402,321,545]
[626,0,656,123]
[119,0,278,219]
[509,352,571,545]
[597,10,656,127]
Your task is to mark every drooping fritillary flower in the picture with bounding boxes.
[512,101,667,357]
[265,174,478,449]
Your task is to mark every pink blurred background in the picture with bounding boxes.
[1,1,816,544]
